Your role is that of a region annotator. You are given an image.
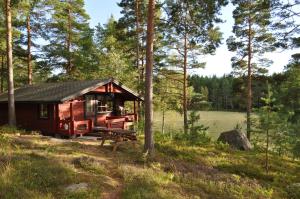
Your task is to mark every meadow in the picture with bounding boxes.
[153,111,246,139]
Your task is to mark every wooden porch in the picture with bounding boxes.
[56,98,139,138]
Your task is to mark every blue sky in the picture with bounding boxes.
[84,0,297,77]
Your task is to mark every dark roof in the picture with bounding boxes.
[0,79,143,103]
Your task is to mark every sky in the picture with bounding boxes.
[84,0,298,77]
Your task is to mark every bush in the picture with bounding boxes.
[0,125,27,135]
[173,126,211,146]
[173,111,211,146]
[287,183,300,199]
[292,141,300,159]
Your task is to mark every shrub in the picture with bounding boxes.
[292,141,300,159]
[0,125,28,135]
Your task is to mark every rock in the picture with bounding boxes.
[65,183,88,192]
[217,130,252,151]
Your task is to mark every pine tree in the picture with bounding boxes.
[17,0,48,85]
[0,1,6,93]
[93,16,137,87]
[117,0,147,89]
[154,72,182,134]
[255,82,276,173]
[5,0,16,126]
[117,0,164,91]
[227,0,276,140]
[165,0,226,134]
[144,0,155,154]
[43,0,91,77]
[271,0,300,50]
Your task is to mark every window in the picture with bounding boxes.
[85,95,96,116]
[97,95,113,113]
[39,104,48,119]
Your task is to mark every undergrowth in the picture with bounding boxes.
[0,127,299,199]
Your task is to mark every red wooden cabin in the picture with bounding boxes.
[0,79,143,137]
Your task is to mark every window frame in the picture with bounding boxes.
[97,95,113,114]
[38,104,49,119]
[85,95,96,117]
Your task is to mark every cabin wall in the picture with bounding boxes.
[59,97,85,121]
[0,103,56,134]
[0,103,8,125]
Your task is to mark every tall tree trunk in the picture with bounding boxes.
[161,109,165,134]
[266,111,270,174]
[135,0,141,71]
[0,55,4,93]
[27,14,32,85]
[6,0,16,126]
[144,0,155,153]
[135,0,143,122]
[183,32,188,134]
[247,16,252,140]
[67,6,72,74]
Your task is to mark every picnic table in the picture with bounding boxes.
[93,121,137,152]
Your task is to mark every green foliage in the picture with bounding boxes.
[292,141,300,159]
[42,0,93,77]
[172,111,211,146]
[227,0,275,75]
[93,16,137,88]
[271,0,300,49]
[0,125,26,135]
[287,183,300,199]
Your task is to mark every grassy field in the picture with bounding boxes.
[154,111,246,139]
[0,127,299,199]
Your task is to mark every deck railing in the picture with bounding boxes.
[58,119,92,136]
[106,114,136,130]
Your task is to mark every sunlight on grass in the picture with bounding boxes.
[153,111,246,139]
[0,127,299,199]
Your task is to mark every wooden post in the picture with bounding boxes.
[54,103,60,133]
[70,102,74,120]
[70,102,74,135]
[136,100,139,122]
[134,100,136,120]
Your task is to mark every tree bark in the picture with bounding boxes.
[27,14,32,85]
[6,0,16,126]
[67,6,73,74]
[135,0,141,71]
[135,0,143,122]
[161,109,165,134]
[183,32,188,134]
[266,111,270,174]
[144,0,155,153]
[0,55,4,93]
[247,16,252,140]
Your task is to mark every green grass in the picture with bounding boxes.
[0,126,299,199]
[154,111,246,139]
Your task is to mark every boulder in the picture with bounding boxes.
[65,183,88,192]
[217,130,252,151]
